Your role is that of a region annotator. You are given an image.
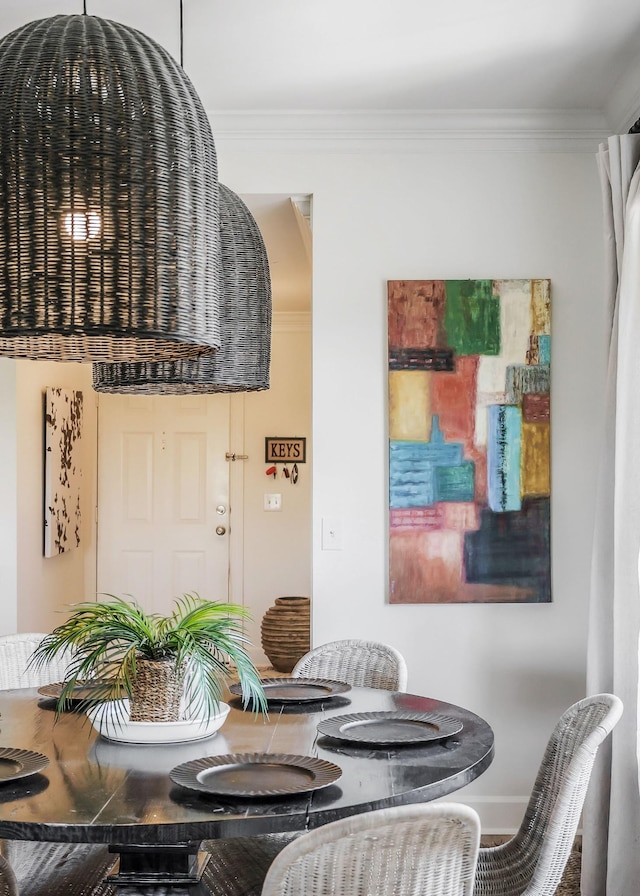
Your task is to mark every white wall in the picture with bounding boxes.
[217,140,606,830]
[15,360,97,633]
[0,359,17,634]
[0,132,605,831]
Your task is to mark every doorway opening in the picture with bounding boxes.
[96,193,312,665]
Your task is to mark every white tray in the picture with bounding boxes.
[86,699,230,745]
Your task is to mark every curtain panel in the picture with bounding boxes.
[584,134,640,896]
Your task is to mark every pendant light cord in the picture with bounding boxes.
[180,0,184,67]
[80,2,182,56]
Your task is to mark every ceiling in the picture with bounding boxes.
[3,0,640,123]
[3,1,640,311]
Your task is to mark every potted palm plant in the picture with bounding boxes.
[30,593,267,723]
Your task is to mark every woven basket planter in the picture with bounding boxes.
[92,183,271,393]
[129,658,186,722]
[261,597,311,673]
[0,14,220,362]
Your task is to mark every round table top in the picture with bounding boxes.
[0,684,494,845]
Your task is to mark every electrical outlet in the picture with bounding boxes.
[264,493,282,511]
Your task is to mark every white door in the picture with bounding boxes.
[96,393,232,616]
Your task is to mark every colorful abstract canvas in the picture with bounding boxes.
[387,279,551,603]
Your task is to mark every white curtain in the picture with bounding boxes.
[583,134,640,896]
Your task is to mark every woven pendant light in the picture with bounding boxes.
[92,183,271,393]
[0,15,220,362]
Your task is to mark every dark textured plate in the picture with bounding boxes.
[170,752,342,797]
[316,711,463,746]
[38,681,104,702]
[229,677,351,703]
[0,747,49,782]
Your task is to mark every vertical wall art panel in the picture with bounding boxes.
[44,388,83,557]
[388,279,551,603]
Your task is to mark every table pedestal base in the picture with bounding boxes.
[109,844,210,888]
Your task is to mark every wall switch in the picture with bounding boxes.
[322,516,342,550]
[264,493,282,511]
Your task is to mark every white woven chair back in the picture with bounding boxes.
[0,635,119,896]
[474,692,623,896]
[292,639,408,691]
[261,802,480,896]
[0,633,70,690]
[0,854,17,896]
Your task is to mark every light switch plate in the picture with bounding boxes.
[264,493,282,511]
[322,516,342,550]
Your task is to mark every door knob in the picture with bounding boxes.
[215,526,226,536]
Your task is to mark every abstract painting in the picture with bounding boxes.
[44,388,83,557]
[387,279,551,603]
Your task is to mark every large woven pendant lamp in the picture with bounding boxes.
[92,183,271,393]
[0,14,220,362]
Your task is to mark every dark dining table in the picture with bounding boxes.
[0,683,494,892]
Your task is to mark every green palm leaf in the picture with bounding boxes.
[29,593,267,718]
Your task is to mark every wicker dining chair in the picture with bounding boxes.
[260,802,481,896]
[0,634,118,896]
[474,693,623,896]
[202,638,409,890]
[0,855,17,896]
[292,639,408,691]
[0,633,71,689]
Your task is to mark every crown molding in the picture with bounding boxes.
[273,311,311,333]
[209,109,610,154]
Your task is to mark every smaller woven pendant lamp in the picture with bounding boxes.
[92,184,271,393]
[0,14,220,362]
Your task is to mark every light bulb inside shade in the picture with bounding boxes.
[63,211,101,241]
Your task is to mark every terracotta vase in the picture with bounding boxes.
[261,596,311,673]
[129,657,186,722]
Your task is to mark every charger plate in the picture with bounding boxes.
[170,752,342,798]
[0,747,49,782]
[38,681,106,703]
[316,711,463,746]
[229,677,350,703]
